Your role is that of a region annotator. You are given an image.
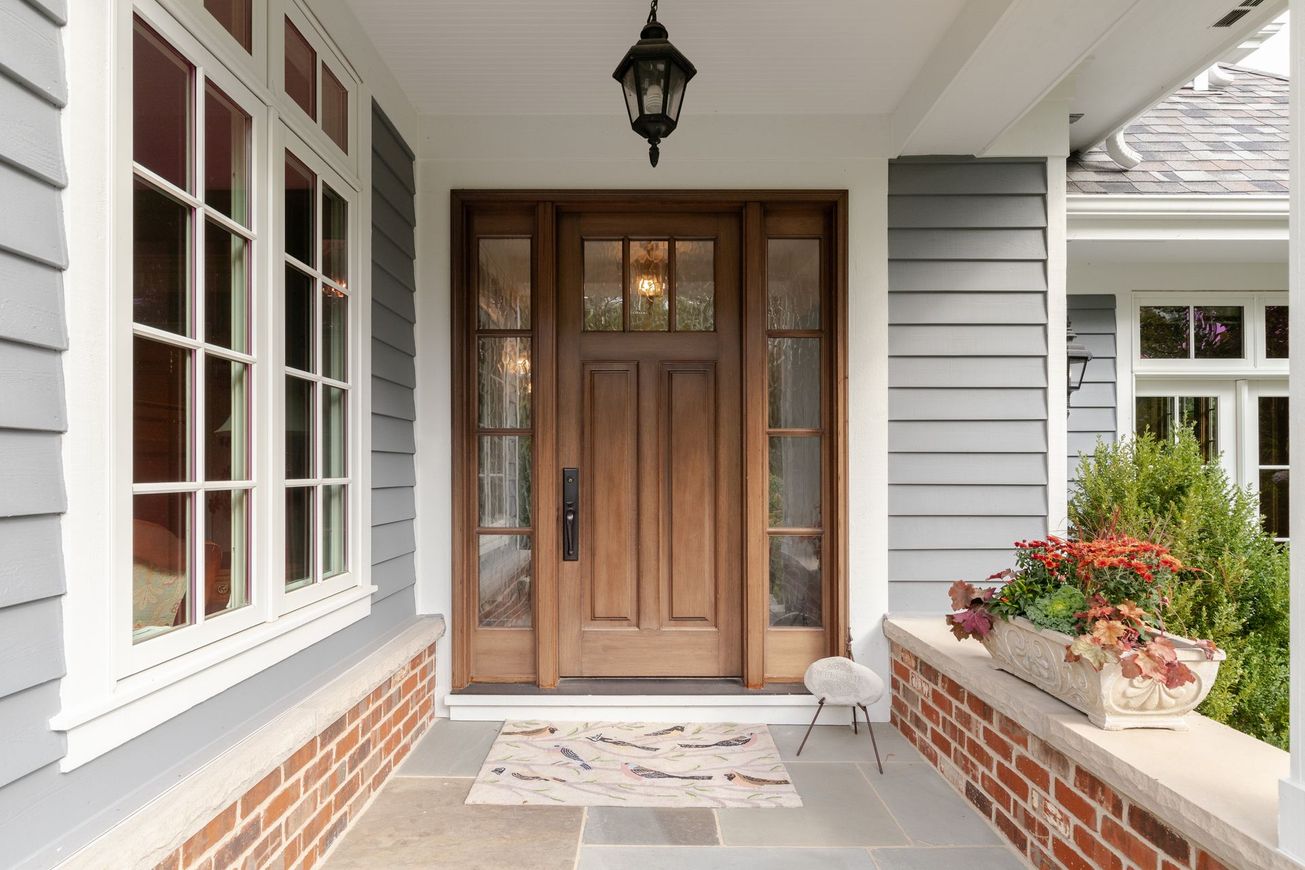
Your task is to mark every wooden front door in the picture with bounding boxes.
[556,212,743,677]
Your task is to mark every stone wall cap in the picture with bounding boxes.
[884,615,1296,870]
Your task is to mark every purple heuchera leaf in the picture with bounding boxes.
[948,607,994,640]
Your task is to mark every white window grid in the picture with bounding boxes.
[1133,292,1289,375]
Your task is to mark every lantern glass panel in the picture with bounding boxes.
[637,59,668,115]
[667,64,687,121]
[621,67,640,124]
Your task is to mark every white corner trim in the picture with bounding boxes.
[56,615,445,870]
[1067,194,1289,242]
[52,587,379,770]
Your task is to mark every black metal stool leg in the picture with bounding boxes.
[860,704,884,774]
[796,698,826,756]
[852,703,859,735]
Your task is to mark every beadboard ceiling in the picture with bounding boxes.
[344,0,968,116]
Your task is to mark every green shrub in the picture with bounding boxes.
[1069,431,1290,748]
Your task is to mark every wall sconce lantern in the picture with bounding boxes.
[1067,323,1093,399]
[613,0,696,167]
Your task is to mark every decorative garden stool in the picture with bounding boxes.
[796,656,886,773]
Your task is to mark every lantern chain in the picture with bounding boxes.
[647,0,658,25]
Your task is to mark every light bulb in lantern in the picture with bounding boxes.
[637,275,663,299]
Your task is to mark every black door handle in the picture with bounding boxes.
[562,468,579,561]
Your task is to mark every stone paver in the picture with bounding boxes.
[324,722,1028,869]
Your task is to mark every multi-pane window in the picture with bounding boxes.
[131,17,255,642]
[283,151,352,592]
[766,238,824,628]
[1140,304,1245,360]
[1134,396,1220,463]
[476,239,534,628]
[284,16,351,153]
[581,238,716,332]
[1258,397,1289,540]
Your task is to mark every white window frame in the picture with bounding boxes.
[54,0,375,770]
[1243,380,1290,542]
[1134,292,1289,376]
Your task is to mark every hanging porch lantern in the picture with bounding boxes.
[1067,323,1093,399]
[613,0,696,167]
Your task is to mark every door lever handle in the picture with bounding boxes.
[562,468,580,561]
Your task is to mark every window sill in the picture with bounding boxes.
[52,584,378,770]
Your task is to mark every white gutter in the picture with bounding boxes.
[1067,194,1289,241]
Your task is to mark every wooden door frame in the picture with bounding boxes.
[451,190,849,690]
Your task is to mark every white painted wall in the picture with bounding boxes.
[412,112,894,715]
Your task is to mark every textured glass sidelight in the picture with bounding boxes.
[674,239,714,331]
[478,238,532,329]
[768,338,821,429]
[582,240,623,331]
[204,489,249,617]
[478,436,533,528]
[478,535,533,628]
[769,536,821,627]
[629,240,669,331]
[768,437,822,529]
[767,239,820,330]
[1266,305,1289,358]
[477,338,532,428]
[284,18,317,119]
[133,19,192,191]
[133,492,192,640]
[322,65,350,152]
[134,337,190,484]
[133,180,191,336]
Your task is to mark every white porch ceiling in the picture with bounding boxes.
[344,0,969,116]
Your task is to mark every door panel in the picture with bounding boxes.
[583,362,639,624]
[558,212,742,677]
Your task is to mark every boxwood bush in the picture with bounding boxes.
[1069,431,1290,749]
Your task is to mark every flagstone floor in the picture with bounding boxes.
[323,718,1028,870]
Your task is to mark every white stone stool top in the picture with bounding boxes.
[803,656,885,706]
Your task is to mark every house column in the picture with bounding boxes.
[1285,0,1305,861]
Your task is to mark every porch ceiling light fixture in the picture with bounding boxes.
[613,0,696,167]
[1067,323,1093,399]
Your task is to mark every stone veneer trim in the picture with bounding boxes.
[885,616,1295,870]
[59,616,445,870]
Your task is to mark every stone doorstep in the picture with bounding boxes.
[884,616,1296,870]
[56,615,447,870]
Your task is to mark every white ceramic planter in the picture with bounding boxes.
[980,616,1226,731]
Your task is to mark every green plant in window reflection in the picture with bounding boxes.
[675,292,714,331]
[583,296,623,331]
[1139,305,1188,359]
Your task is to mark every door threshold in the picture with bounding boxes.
[453,679,809,696]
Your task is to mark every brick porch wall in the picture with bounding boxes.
[889,642,1233,870]
[151,643,436,870]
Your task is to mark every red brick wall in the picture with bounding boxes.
[152,643,436,870]
[889,642,1233,870]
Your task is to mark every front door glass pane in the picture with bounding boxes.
[767,239,820,330]
[1139,306,1189,359]
[133,20,192,191]
[479,238,532,329]
[1193,306,1244,359]
[674,240,714,331]
[629,240,669,331]
[133,492,192,640]
[582,240,622,331]
[478,535,532,628]
[478,338,532,428]
[769,535,821,627]
[478,435,532,528]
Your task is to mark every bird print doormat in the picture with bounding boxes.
[465,721,802,808]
